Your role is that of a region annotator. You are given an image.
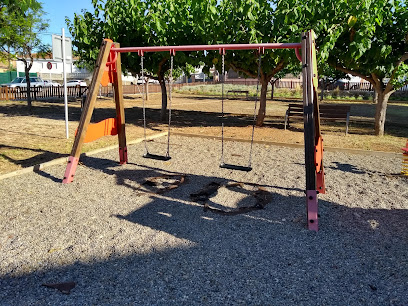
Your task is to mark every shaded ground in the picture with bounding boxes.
[0,92,407,174]
[0,136,407,304]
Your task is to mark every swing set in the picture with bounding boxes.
[62,30,325,231]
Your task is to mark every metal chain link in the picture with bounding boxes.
[248,52,262,167]
[166,55,173,158]
[220,53,225,165]
[141,56,148,155]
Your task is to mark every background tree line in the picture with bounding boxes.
[0,0,49,111]
[1,0,407,135]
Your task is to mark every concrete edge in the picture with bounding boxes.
[0,130,400,181]
[0,132,168,181]
[172,132,401,158]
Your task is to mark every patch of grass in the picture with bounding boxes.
[175,84,261,97]
[0,94,407,175]
[175,84,408,103]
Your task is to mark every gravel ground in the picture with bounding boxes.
[1,135,407,305]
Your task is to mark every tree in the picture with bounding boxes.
[329,0,408,136]
[205,0,301,126]
[68,0,214,121]
[279,0,408,136]
[0,0,49,110]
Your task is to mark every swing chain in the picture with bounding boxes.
[141,56,149,155]
[140,53,173,161]
[248,52,262,167]
[166,55,173,158]
[220,53,225,165]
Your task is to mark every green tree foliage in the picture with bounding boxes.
[0,0,49,110]
[68,0,406,134]
[205,0,302,126]
[67,0,215,121]
[68,0,305,126]
[335,1,408,136]
[279,0,408,136]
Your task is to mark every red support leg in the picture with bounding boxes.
[306,190,318,231]
[119,146,128,164]
[62,156,79,184]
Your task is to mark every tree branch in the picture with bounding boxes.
[229,63,257,79]
[143,72,158,80]
[399,79,408,89]
[371,73,381,90]
[385,52,408,93]
[0,46,10,54]
[155,56,169,84]
[332,63,374,84]
[157,57,168,76]
[266,60,286,81]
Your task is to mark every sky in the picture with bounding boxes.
[38,0,95,46]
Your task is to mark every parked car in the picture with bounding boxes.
[136,78,159,85]
[66,80,87,87]
[44,80,61,87]
[1,77,58,90]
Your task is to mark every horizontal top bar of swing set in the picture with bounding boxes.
[110,42,302,54]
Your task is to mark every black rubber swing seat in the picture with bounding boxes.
[220,163,252,172]
[143,153,171,161]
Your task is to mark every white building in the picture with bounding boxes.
[15,55,90,82]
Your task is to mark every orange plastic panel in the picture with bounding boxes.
[101,66,112,86]
[314,135,325,194]
[101,42,115,86]
[316,166,326,194]
[76,117,118,143]
[402,139,408,154]
[314,136,323,172]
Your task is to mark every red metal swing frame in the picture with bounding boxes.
[62,30,324,231]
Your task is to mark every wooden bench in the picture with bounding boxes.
[284,103,351,134]
[226,90,249,100]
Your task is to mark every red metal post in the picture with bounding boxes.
[402,139,408,175]
[111,42,301,54]
[62,156,79,184]
[306,190,318,231]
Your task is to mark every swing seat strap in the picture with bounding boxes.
[220,163,252,172]
[143,153,171,161]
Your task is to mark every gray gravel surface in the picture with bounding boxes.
[1,135,407,305]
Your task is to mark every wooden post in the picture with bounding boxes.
[112,42,128,164]
[302,30,319,231]
[62,39,113,183]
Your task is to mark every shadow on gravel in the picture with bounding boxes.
[1,158,408,304]
[293,161,368,175]
[326,161,367,174]
[0,144,67,169]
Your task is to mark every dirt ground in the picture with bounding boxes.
[0,92,406,174]
[1,135,407,304]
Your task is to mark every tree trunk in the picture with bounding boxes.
[145,78,149,101]
[270,80,275,100]
[320,79,325,101]
[24,67,32,112]
[256,80,269,126]
[374,89,392,136]
[158,72,167,122]
[373,89,378,104]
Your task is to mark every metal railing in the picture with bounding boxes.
[2,79,406,101]
[0,86,87,100]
